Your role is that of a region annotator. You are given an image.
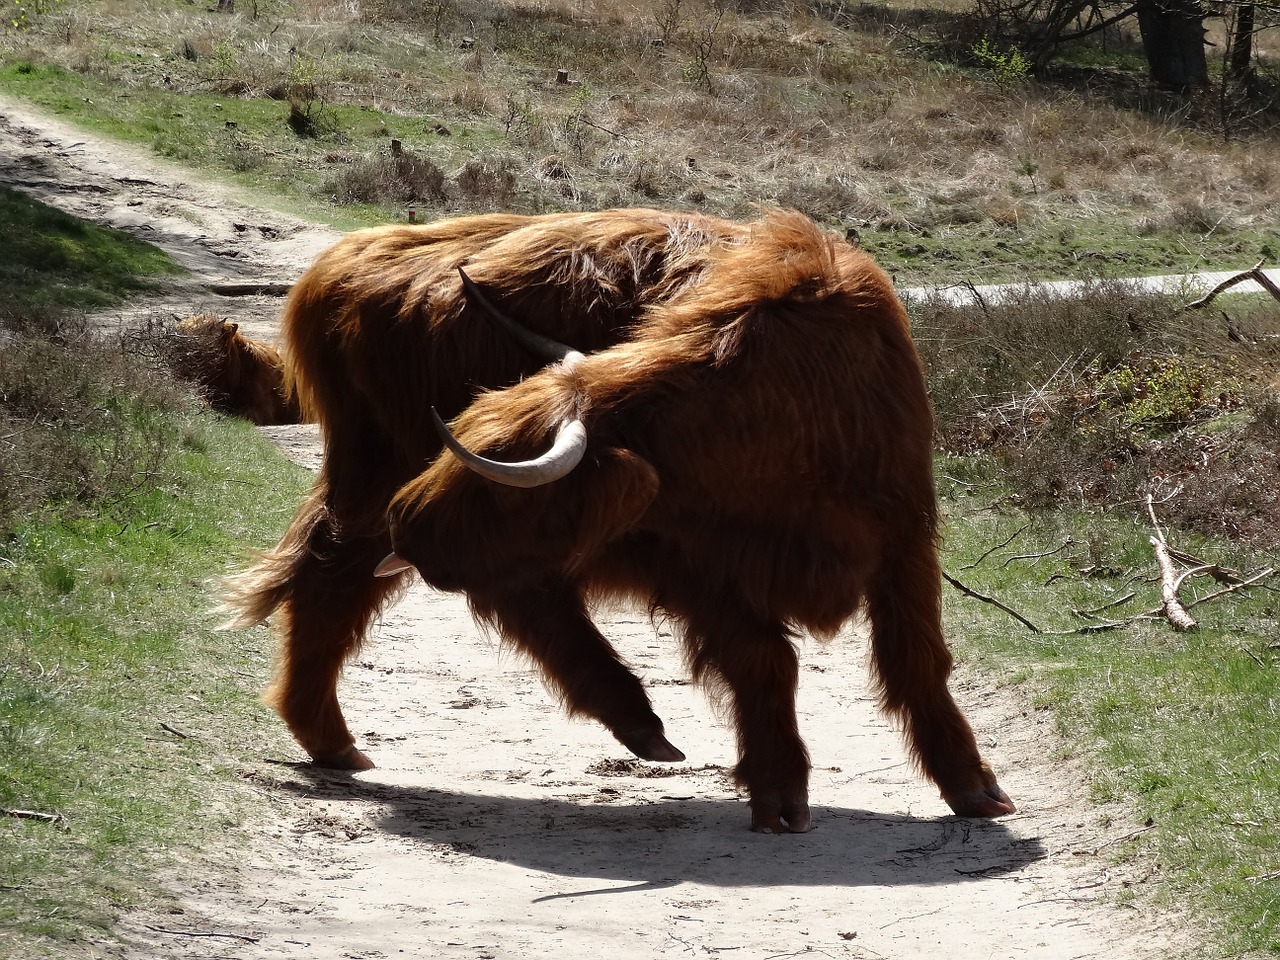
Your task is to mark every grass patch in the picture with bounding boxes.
[0,380,301,956]
[0,191,309,956]
[939,491,1280,956]
[0,184,181,312]
[0,419,309,957]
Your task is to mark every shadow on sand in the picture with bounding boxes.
[271,764,1044,893]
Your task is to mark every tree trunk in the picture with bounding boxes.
[1228,2,1258,95]
[1136,0,1208,91]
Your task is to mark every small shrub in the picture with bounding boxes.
[1095,356,1238,432]
[276,56,335,138]
[773,173,884,224]
[0,308,193,536]
[455,158,517,209]
[970,36,1032,87]
[8,0,61,29]
[1168,200,1231,235]
[325,147,447,206]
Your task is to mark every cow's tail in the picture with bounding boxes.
[218,488,326,630]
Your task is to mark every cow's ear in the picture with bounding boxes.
[568,447,658,570]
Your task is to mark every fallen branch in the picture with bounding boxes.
[2,808,64,824]
[1184,259,1280,310]
[960,523,1027,570]
[1184,567,1276,610]
[1164,546,1244,585]
[1150,536,1198,631]
[942,571,1042,633]
[1146,495,1198,632]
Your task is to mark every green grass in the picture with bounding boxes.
[0,187,308,956]
[0,183,182,310]
[0,416,310,957]
[939,477,1280,957]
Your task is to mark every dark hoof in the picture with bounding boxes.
[750,791,812,834]
[943,782,1016,818]
[311,743,376,771]
[751,806,813,834]
[618,728,686,763]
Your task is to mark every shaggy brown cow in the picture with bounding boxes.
[171,315,301,426]
[225,208,1015,833]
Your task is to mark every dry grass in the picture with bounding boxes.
[6,0,1278,284]
[914,282,1280,548]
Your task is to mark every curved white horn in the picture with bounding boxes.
[432,408,587,488]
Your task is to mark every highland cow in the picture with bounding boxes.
[225,208,1014,832]
[172,315,301,426]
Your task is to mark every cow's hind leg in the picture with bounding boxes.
[673,600,811,833]
[230,487,405,770]
[470,579,683,763]
[866,533,1015,817]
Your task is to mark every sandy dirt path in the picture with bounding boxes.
[0,97,1177,960]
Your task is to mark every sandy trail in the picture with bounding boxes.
[0,97,1174,960]
[122,577,1170,960]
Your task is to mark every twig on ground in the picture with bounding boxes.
[1083,823,1156,855]
[2,808,63,824]
[1072,592,1136,619]
[961,523,1028,570]
[942,571,1042,633]
[1000,538,1075,568]
[159,721,194,740]
[144,925,261,944]
[1242,647,1267,668]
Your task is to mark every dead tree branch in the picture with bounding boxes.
[961,523,1028,570]
[1146,494,1198,631]
[1184,259,1280,310]
[942,571,1042,632]
[2,808,64,824]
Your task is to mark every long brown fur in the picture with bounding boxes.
[224,208,1014,831]
[172,315,302,426]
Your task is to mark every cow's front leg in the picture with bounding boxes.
[675,602,812,833]
[469,578,684,763]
